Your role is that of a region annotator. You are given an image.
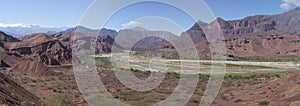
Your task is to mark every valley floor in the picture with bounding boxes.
[1,63,300,106]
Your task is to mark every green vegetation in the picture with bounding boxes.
[226,63,273,69]
[44,96,75,106]
[131,48,156,51]
[79,55,112,68]
[95,57,112,68]
[201,62,212,65]
[165,72,181,78]
[20,101,27,106]
[156,89,173,94]
[128,68,292,80]
[130,68,151,75]
[197,72,292,80]
[231,56,300,62]
[198,74,211,79]
[224,72,291,79]
[80,55,295,80]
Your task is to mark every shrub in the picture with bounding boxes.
[234,99,242,103]
[44,96,75,106]
[258,101,269,106]
[95,57,112,68]
[31,79,37,83]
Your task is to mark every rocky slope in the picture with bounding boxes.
[116,27,178,50]
[212,71,300,106]
[0,24,67,37]
[142,7,300,59]
[96,35,114,54]
[0,72,40,106]
[8,8,300,60]
[0,32,20,42]
[63,26,118,38]
[8,33,72,65]
[0,32,58,76]
[225,33,300,58]
[20,26,178,54]
[0,51,57,76]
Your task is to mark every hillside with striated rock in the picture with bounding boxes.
[116,27,178,50]
[141,7,300,59]
[5,8,300,60]
[96,35,114,54]
[0,72,41,106]
[0,32,58,76]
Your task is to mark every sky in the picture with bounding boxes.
[0,0,94,27]
[0,0,299,33]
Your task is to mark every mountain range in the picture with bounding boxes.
[1,6,300,106]
[142,7,300,59]
[0,24,68,36]
[0,7,299,69]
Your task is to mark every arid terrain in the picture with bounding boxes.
[1,6,300,106]
[0,64,299,106]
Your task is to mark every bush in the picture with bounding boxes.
[95,57,112,68]
[31,79,37,83]
[44,96,75,106]
[234,99,242,103]
[258,101,269,106]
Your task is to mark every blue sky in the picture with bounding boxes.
[0,0,298,32]
[0,0,94,27]
[205,0,297,20]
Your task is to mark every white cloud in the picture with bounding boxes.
[121,21,141,29]
[0,23,31,28]
[280,3,290,9]
[280,0,300,9]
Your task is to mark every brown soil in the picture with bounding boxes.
[0,72,40,106]
[1,66,299,106]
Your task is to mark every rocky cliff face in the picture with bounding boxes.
[0,33,57,76]
[272,7,300,34]
[63,26,118,38]
[116,28,178,50]
[0,32,20,42]
[217,16,277,37]
[10,40,72,65]
[0,51,57,76]
[8,33,72,65]
[184,22,207,44]
[182,7,300,41]
[5,7,300,60]
[138,7,300,59]
[19,26,179,55]
[96,35,114,54]
[225,33,300,58]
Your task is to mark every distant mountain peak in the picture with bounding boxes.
[283,7,300,14]
[292,7,300,11]
[0,23,31,28]
[0,31,20,42]
[120,26,148,31]
[0,24,68,37]
[63,26,118,38]
[132,26,147,31]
